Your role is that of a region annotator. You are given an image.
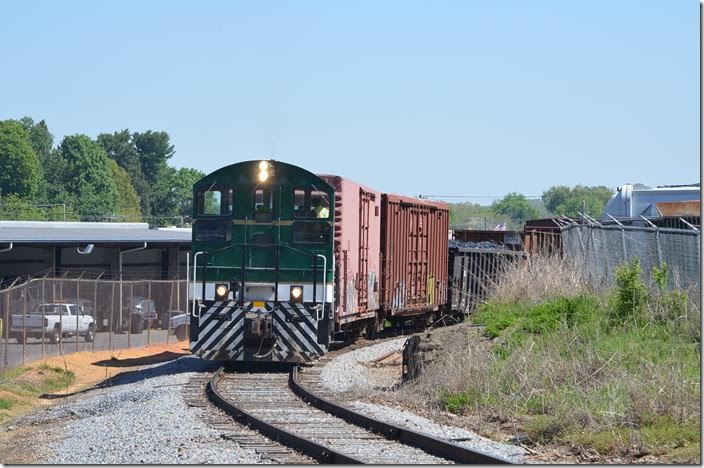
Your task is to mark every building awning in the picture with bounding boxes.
[0,221,191,248]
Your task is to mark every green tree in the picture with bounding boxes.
[0,120,42,199]
[108,159,142,222]
[491,192,539,228]
[133,130,175,216]
[46,135,119,220]
[19,117,53,163]
[170,167,205,218]
[542,184,613,218]
[97,129,151,215]
[449,202,501,230]
[0,194,47,220]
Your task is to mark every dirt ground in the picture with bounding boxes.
[0,340,191,464]
[36,340,191,394]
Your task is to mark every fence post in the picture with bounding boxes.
[109,281,114,352]
[59,277,63,347]
[147,281,151,347]
[76,279,80,353]
[621,227,628,263]
[41,279,45,359]
[3,292,8,368]
[92,280,97,352]
[22,289,27,366]
[600,228,611,283]
[127,281,133,349]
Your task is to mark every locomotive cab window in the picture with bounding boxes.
[197,186,233,216]
[293,222,330,243]
[254,188,273,222]
[294,189,330,219]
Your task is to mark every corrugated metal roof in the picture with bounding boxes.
[0,221,191,246]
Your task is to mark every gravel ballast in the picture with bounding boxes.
[25,356,266,464]
[320,336,526,463]
[350,401,526,463]
[319,337,407,392]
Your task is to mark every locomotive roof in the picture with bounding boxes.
[196,160,334,192]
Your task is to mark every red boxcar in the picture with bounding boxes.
[318,175,450,332]
[318,175,382,326]
[380,194,450,316]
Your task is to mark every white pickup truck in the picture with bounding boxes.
[10,303,95,344]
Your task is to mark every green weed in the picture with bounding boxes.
[0,397,14,410]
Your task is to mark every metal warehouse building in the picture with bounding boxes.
[0,221,191,284]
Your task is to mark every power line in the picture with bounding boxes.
[419,195,542,199]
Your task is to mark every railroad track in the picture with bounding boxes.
[206,366,512,464]
[182,372,315,464]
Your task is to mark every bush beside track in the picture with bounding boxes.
[405,255,700,463]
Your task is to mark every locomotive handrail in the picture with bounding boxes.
[316,254,327,315]
[191,251,207,317]
[194,242,331,306]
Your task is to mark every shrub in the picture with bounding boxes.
[611,259,648,321]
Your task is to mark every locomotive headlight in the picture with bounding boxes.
[259,160,269,171]
[290,286,303,303]
[258,170,269,182]
[215,283,229,301]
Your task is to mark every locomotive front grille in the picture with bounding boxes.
[190,300,329,363]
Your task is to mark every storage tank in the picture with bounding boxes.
[602,183,700,219]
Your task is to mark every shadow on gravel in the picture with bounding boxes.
[92,351,188,368]
[40,356,220,399]
[96,356,221,388]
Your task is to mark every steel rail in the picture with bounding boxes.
[206,367,363,464]
[290,366,513,464]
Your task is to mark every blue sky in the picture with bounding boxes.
[0,0,699,204]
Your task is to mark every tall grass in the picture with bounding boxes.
[406,254,700,461]
[488,252,593,304]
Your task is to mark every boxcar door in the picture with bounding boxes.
[357,189,375,311]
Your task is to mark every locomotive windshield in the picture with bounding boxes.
[294,189,330,219]
[254,188,273,222]
[196,185,233,216]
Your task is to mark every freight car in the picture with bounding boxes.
[189,160,454,363]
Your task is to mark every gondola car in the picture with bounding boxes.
[189,160,450,363]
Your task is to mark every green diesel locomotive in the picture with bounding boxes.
[190,160,335,362]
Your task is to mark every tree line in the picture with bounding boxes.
[0,116,613,229]
[451,185,614,231]
[0,117,204,224]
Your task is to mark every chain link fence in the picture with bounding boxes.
[0,277,189,369]
[561,223,700,296]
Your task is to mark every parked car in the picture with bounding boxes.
[168,313,190,341]
[10,303,95,344]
